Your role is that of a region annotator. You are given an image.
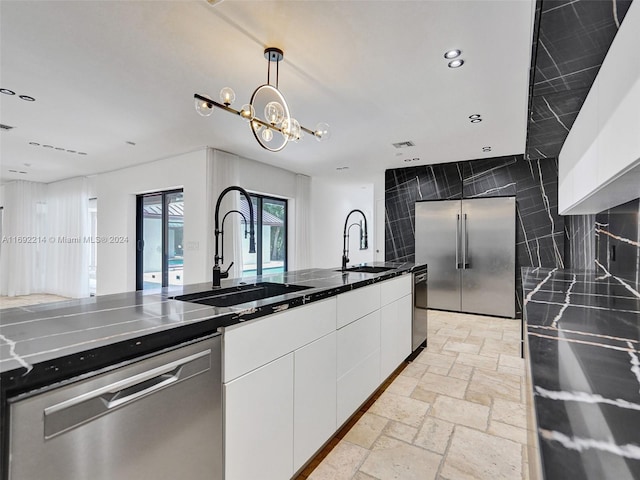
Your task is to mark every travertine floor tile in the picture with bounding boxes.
[360,436,442,480]
[468,368,521,402]
[419,372,468,399]
[488,421,527,444]
[440,426,521,480]
[386,374,419,397]
[427,365,452,376]
[448,363,473,381]
[383,420,418,444]
[443,339,481,354]
[307,441,369,480]
[430,395,489,431]
[368,392,430,428]
[414,416,454,454]
[455,352,498,370]
[410,385,438,404]
[491,398,527,429]
[343,413,389,449]
[415,351,456,369]
[499,353,525,369]
[437,327,470,338]
[480,338,520,356]
[400,361,428,379]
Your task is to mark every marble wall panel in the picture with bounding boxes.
[526,0,633,160]
[385,155,566,317]
[595,198,640,287]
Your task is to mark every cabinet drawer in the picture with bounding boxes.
[337,283,381,328]
[336,350,381,426]
[337,310,381,379]
[380,274,412,306]
[223,298,336,382]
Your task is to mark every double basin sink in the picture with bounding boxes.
[173,266,396,308]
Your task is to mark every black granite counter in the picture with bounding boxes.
[522,267,640,479]
[0,263,419,395]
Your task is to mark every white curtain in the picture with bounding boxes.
[294,174,312,270]
[208,149,244,279]
[45,177,90,298]
[0,180,47,296]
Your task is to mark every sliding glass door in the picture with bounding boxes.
[136,189,183,290]
[240,194,287,276]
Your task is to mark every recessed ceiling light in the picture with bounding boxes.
[126,141,136,146]
[43,144,53,148]
[0,88,16,95]
[55,147,65,150]
[8,169,17,173]
[482,146,492,152]
[78,152,87,155]
[470,118,482,123]
[19,95,35,102]
[444,49,461,59]
[469,114,481,119]
[28,142,40,146]
[404,159,412,162]
[448,59,464,68]
[66,150,76,153]
[336,166,349,171]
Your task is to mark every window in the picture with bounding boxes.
[136,189,184,290]
[240,194,287,276]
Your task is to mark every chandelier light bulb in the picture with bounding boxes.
[314,122,331,142]
[262,128,274,142]
[251,120,263,132]
[240,104,255,122]
[264,101,285,125]
[282,118,301,142]
[194,94,214,117]
[219,87,236,106]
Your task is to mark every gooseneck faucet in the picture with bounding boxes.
[213,186,256,288]
[342,209,368,271]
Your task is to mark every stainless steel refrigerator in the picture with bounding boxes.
[415,197,516,318]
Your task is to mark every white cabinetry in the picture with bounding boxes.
[336,310,381,425]
[223,274,415,478]
[224,354,294,480]
[294,332,337,471]
[380,276,412,380]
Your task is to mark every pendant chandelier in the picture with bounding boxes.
[194,47,331,152]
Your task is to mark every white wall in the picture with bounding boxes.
[96,149,210,295]
[310,177,375,269]
[96,148,303,295]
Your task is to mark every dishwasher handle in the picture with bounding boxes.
[43,349,211,439]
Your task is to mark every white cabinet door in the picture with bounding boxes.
[336,310,381,426]
[381,294,413,380]
[224,354,294,480]
[294,332,337,471]
[223,298,336,382]
[337,283,381,329]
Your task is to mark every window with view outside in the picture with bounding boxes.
[240,194,287,276]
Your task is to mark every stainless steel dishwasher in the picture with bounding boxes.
[8,335,222,480]
[412,266,428,351]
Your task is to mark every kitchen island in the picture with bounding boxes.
[0,262,423,479]
[522,267,640,480]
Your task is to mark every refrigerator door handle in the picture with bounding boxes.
[463,213,469,269]
[456,214,461,269]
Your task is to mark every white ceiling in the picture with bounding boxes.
[0,0,535,185]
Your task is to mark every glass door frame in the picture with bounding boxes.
[136,188,183,290]
[245,194,288,276]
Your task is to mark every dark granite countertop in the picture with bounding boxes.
[0,262,420,395]
[522,267,640,479]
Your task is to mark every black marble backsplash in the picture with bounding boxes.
[595,198,640,287]
[385,155,566,317]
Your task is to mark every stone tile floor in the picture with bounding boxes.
[0,293,69,309]
[296,310,528,480]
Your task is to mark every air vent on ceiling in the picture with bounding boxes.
[0,124,15,130]
[392,140,415,149]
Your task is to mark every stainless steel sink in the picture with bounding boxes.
[339,266,395,274]
[173,282,312,307]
